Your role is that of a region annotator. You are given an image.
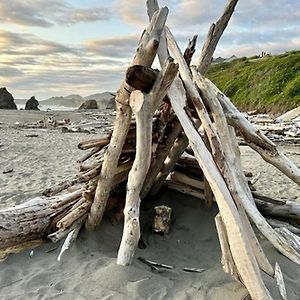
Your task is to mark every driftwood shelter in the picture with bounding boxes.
[1,1,300,299]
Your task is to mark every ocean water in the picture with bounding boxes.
[17,104,76,111]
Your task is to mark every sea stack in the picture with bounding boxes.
[25,96,40,110]
[0,87,17,109]
[79,99,98,110]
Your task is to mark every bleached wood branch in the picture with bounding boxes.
[146,0,238,197]
[117,59,178,265]
[77,136,110,150]
[217,92,300,186]
[57,225,81,261]
[254,194,300,219]
[193,72,300,266]
[162,72,271,299]
[267,218,300,234]
[215,214,239,281]
[192,68,275,275]
[274,262,287,300]
[86,7,169,230]
[198,0,239,74]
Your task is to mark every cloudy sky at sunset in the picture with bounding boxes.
[0,0,299,99]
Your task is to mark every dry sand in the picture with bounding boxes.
[0,109,299,300]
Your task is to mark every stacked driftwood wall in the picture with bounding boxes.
[1,1,300,299]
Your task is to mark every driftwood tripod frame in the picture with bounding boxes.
[1,1,300,299]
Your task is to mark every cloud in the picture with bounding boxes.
[0,30,76,56]
[116,0,300,55]
[0,30,128,99]
[0,66,24,77]
[0,0,112,27]
[85,34,139,59]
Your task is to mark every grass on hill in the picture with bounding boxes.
[207,50,300,114]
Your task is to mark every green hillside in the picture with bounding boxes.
[207,51,300,113]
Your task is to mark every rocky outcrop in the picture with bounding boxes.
[78,99,98,110]
[25,96,40,110]
[106,97,115,109]
[0,87,17,109]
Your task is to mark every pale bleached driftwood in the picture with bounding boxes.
[274,262,287,300]
[192,69,274,275]
[253,193,300,219]
[198,0,239,74]
[215,214,239,281]
[164,180,205,200]
[77,145,102,163]
[141,33,197,198]
[275,227,300,253]
[267,218,300,234]
[48,213,88,243]
[168,171,204,190]
[117,59,178,265]
[193,72,300,267]
[57,225,81,261]
[146,0,237,196]
[217,92,300,186]
[162,70,271,298]
[87,7,169,230]
[166,170,300,221]
[0,189,82,250]
[57,199,91,230]
[78,136,110,150]
[144,0,194,197]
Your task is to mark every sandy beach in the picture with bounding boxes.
[0,109,300,300]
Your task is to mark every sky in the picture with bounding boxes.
[0,0,299,99]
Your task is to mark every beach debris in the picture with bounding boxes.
[274,262,287,300]
[2,167,13,174]
[25,134,39,138]
[152,205,172,234]
[1,1,300,298]
[250,172,261,185]
[243,111,300,144]
[25,96,39,110]
[276,106,300,123]
[182,267,205,273]
[61,126,95,134]
[57,226,81,261]
[138,257,204,274]
[138,257,173,271]
[267,218,300,234]
[14,117,71,129]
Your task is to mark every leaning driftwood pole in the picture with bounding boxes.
[141,35,197,198]
[164,29,272,299]
[198,0,239,74]
[117,59,178,265]
[193,72,300,266]
[86,7,169,230]
[145,0,239,196]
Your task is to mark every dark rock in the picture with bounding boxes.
[106,96,115,109]
[25,96,40,110]
[0,87,17,109]
[3,167,13,174]
[78,99,98,110]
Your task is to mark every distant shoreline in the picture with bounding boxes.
[16,104,77,111]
